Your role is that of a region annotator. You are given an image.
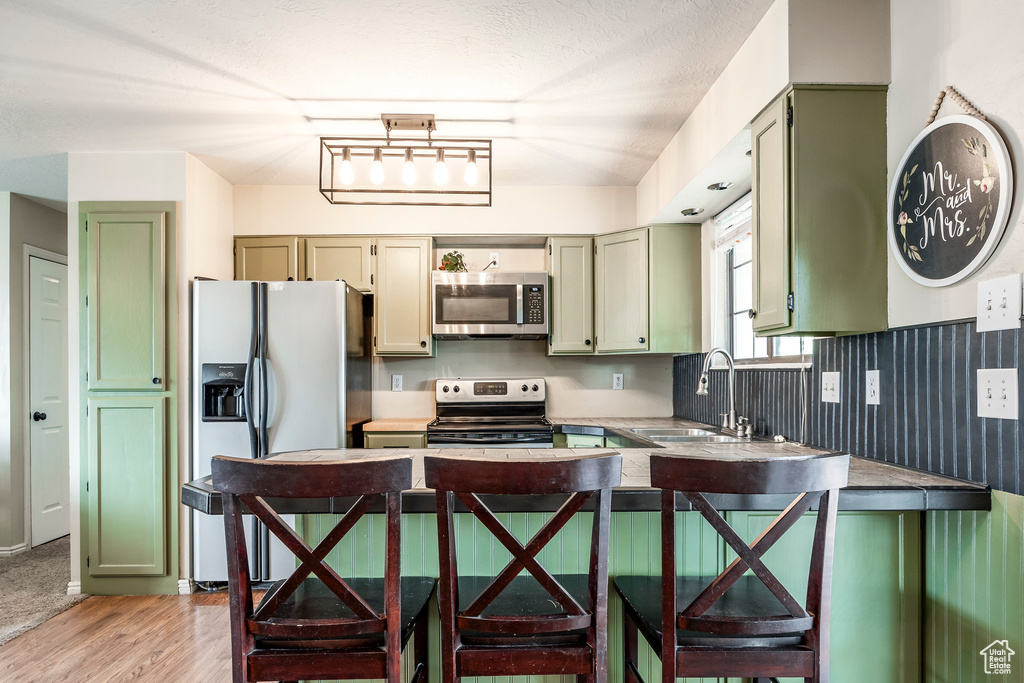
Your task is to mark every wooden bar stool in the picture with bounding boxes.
[615,452,850,683]
[212,453,436,683]
[425,452,622,682]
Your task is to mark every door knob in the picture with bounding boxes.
[152,377,161,384]
[420,340,427,348]
[638,337,645,344]
[748,308,757,319]
[33,412,46,421]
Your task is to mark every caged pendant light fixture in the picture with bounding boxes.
[320,114,492,206]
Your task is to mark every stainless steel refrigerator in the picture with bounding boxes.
[191,280,371,583]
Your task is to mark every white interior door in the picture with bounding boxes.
[29,256,69,546]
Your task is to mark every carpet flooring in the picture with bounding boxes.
[0,536,87,645]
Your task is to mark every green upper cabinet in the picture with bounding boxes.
[234,236,300,281]
[304,237,373,291]
[546,236,594,354]
[595,224,701,354]
[87,396,166,576]
[750,85,888,336]
[374,237,433,356]
[86,211,166,391]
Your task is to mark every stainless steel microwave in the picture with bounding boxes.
[431,271,548,339]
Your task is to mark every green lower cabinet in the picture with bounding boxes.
[86,397,167,578]
[565,434,606,449]
[924,491,1024,683]
[364,432,427,449]
[300,510,920,683]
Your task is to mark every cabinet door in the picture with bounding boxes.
[305,237,373,291]
[87,397,166,576]
[751,94,792,332]
[374,237,433,355]
[595,228,649,353]
[234,236,300,281]
[87,211,166,391]
[547,237,595,354]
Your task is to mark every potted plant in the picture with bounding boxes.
[439,250,468,272]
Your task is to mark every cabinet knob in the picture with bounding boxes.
[638,337,645,344]
[585,339,592,345]
[420,340,427,348]
[152,377,161,384]
[33,411,46,422]
[748,308,757,319]
[306,277,312,281]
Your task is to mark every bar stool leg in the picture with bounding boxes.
[413,613,429,682]
[623,611,641,683]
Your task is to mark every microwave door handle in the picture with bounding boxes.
[516,284,524,324]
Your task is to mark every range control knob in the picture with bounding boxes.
[453,385,460,393]
[442,385,449,393]
[532,384,539,392]
[521,384,529,392]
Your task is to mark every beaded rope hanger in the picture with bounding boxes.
[925,86,986,126]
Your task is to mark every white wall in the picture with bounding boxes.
[373,341,674,419]
[233,185,636,236]
[66,152,188,591]
[887,0,1024,325]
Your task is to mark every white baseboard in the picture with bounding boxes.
[178,579,195,595]
[0,543,28,557]
[67,581,82,596]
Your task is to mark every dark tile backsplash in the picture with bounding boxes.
[673,320,1023,496]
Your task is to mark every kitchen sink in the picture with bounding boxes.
[630,428,718,438]
[630,427,747,444]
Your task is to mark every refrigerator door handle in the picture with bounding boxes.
[259,283,270,458]
[244,282,260,460]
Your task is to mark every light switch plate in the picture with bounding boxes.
[865,370,880,405]
[977,368,1018,419]
[391,374,403,392]
[821,372,840,403]
[612,373,624,390]
[976,273,1022,332]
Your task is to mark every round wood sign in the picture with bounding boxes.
[888,115,1013,287]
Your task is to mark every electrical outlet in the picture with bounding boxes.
[976,273,1022,332]
[977,368,1018,419]
[821,372,840,403]
[612,373,624,390]
[865,370,880,405]
[391,374,403,392]
[489,251,500,269]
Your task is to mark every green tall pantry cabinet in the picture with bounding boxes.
[80,202,179,595]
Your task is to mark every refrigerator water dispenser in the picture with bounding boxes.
[201,363,247,421]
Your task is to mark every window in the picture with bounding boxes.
[716,195,812,362]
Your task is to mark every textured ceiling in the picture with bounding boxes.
[0,0,773,192]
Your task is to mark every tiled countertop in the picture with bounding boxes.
[183,416,990,514]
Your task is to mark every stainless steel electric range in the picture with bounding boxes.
[426,377,553,448]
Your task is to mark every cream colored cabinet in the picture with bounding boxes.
[750,85,888,336]
[595,224,700,354]
[304,237,373,291]
[234,236,300,281]
[546,236,594,354]
[374,237,433,356]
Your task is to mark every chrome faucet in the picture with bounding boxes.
[695,347,737,431]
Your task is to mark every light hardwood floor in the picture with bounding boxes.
[0,593,235,682]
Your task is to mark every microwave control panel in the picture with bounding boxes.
[525,285,545,324]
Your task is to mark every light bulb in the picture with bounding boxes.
[402,148,417,186]
[434,148,448,185]
[370,148,384,186]
[338,148,354,186]
[464,149,478,186]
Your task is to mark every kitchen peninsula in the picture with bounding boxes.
[183,424,989,682]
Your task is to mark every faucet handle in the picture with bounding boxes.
[719,413,730,429]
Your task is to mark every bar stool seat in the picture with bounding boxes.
[457,574,591,646]
[253,576,436,648]
[615,576,806,648]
